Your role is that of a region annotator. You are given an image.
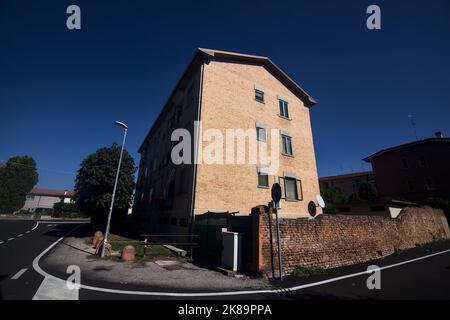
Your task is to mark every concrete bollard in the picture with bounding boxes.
[92,231,104,248]
[121,245,135,262]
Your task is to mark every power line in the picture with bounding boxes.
[0,159,77,176]
[408,115,419,141]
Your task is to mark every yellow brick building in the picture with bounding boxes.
[134,48,321,235]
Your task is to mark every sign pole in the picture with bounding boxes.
[274,202,283,280]
[271,183,283,281]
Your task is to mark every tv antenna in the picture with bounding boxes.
[408,115,418,141]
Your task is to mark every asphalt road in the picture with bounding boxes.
[0,219,80,299]
[1,219,450,300]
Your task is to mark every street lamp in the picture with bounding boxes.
[101,121,128,257]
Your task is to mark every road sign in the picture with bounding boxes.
[271,183,282,204]
[271,183,283,280]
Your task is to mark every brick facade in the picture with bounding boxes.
[134,49,321,236]
[195,58,321,217]
[250,206,450,276]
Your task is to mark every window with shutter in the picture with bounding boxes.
[296,179,303,201]
[278,177,286,199]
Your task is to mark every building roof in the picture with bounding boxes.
[197,48,317,106]
[363,137,450,163]
[138,48,317,153]
[29,188,75,197]
[319,171,374,181]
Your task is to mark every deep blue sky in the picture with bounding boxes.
[1,0,449,189]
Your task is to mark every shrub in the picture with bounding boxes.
[291,266,327,278]
[53,202,85,218]
[427,198,450,220]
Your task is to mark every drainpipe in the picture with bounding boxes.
[188,61,205,243]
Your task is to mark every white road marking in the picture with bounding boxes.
[11,268,28,280]
[33,276,79,300]
[32,233,450,297]
[1,221,88,243]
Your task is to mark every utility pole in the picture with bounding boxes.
[101,121,128,258]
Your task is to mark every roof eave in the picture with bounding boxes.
[198,48,317,107]
[138,48,318,153]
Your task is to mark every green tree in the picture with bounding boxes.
[427,198,450,220]
[0,156,39,214]
[321,187,347,214]
[357,182,377,201]
[74,143,135,228]
[53,202,83,218]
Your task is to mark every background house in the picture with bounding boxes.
[319,171,376,198]
[23,188,75,213]
[363,132,450,204]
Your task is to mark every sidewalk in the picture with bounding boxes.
[39,234,270,293]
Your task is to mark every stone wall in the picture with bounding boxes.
[250,206,450,277]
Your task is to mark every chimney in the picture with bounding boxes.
[435,131,444,139]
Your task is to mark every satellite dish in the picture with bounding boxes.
[316,194,326,209]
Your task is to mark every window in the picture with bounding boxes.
[256,123,266,142]
[26,195,35,201]
[179,218,189,227]
[280,173,303,201]
[419,155,426,166]
[166,151,172,166]
[257,168,269,188]
[407,180,415,192]
[152,158,158,171]
[148,188,153,203]
[281,132,293,156]
[186,84,194,107]
[165,179,175,210]
[176,106,183,123]
[425,178,435,190]
[285,177,298,200]
[402,158,409,169]
[279,99,289,118]
[255,89,264,103]
[178,169,189,194]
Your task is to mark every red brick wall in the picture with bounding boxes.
[250,206,449,277]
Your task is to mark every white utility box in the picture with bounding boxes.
[221,231,242,271]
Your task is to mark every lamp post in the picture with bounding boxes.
[101,121,128,258]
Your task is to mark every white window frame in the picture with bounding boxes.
[280,131,293,156]
[257,168,269,188]
[256,122,267,142]
[278,97,289,119]
[254,84,265,103]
